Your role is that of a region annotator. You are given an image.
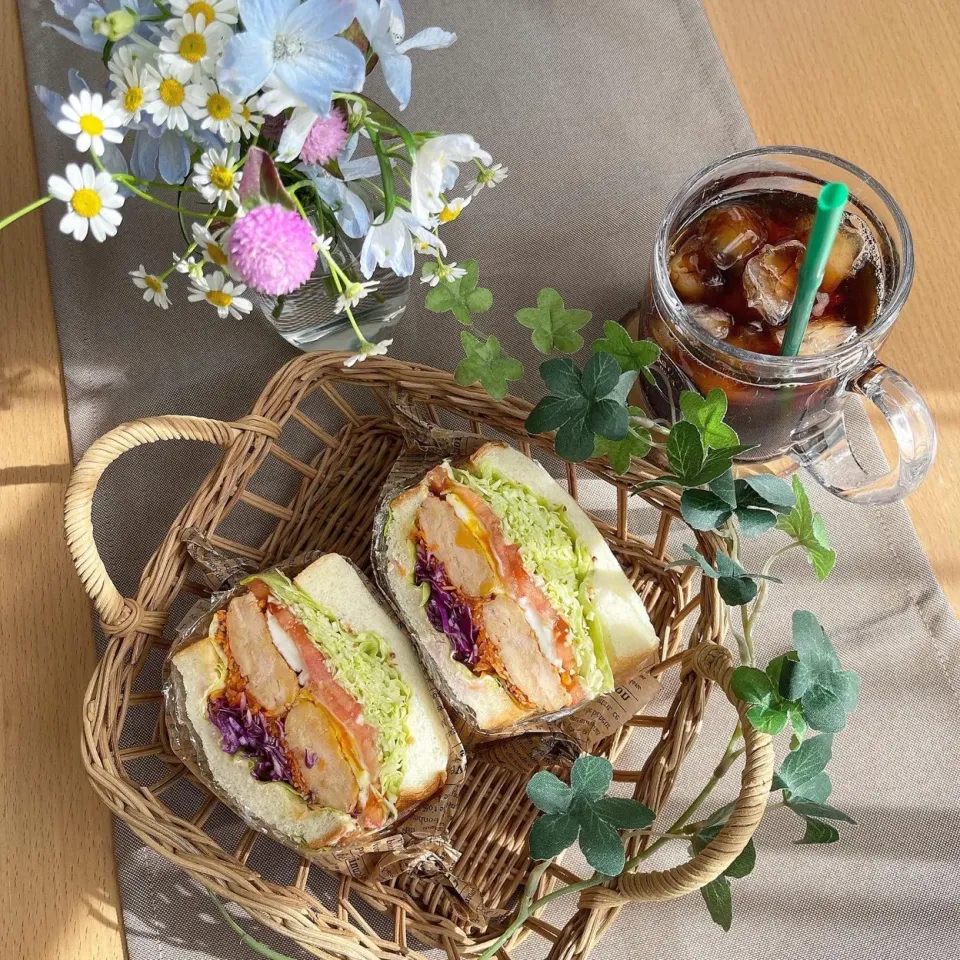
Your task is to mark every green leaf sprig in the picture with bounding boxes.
[592,321,660,382]
[776,476,837,580]
[517,288,592,354]
[425,259,494,326]
[527,755,655,876]
[525,353,637,462]
[732,611,859,736]
[670,545,782,607]
[454,331,524,401]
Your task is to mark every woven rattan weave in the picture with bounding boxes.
[64,353,773,960]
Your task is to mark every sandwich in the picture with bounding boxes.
[375,443,659,732]
[164,554,453,851]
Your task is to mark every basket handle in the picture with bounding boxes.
[580,644,775,908]
[64,414,280,632]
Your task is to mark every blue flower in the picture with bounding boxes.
[354,0,455,110]
[219,0,365,117]
[129,114,194,185]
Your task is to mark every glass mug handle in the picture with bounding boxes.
[790,361,937,504]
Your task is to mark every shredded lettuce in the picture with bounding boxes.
[249,572,412,800]
[451,464,615,695]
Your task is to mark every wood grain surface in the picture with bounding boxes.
[2,1,957,957]
[0,3,126,959]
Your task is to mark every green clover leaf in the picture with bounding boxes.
[680,389,740,450]
[577,806,626,876]
[776,476,837,580]
[668,547,781,608]
[699,876,733,931]
[516,288,592,354]
[455,331,524,401]
[528,812,581,859]
[424,260,493,325]
[570,754,613,800]
[773,732,834,794]
[594,423,652,474]
[786,611,860,732]
[525,755,655,876]
[526,354,633,462]
[592,321,660,382]
[526,771,573,814]
[796,819,840,845]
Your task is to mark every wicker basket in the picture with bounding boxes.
[64,353,774,960]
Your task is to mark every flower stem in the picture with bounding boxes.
[205,891,296,960]
[319,248,370,348]
[120,178,232,221]
[745,543,800,634]
[0,194,52,231]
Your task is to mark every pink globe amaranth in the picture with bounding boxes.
[228,204,318,297]
[299,109,349,165]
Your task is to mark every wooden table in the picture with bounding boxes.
[3,1,958,956]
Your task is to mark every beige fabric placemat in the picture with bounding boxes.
[17,0,960,957]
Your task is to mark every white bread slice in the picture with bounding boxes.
[166,555,452,851]
[169,634,355,849]
[293,555,450,809]
[379,443,659,732]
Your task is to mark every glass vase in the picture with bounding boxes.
[256,233,411,352]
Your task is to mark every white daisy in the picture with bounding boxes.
[344,338,393,367]
[111,62,147,124]
[169,0,238,27]
[129,265,171,309]
[437,196,471,223]
[334,278,380,314]
[47,163,125,242]
[190,221,237,275]
[192,145,240,210]
[108,43,146,79]
[173,251,204,280]
[185,77,243,141]
[159,14,229,79]
[467,162,508,197]
[187,270,252,319]
[56,89,126,156]
[420,260,467,287]
[237,97,264,139]
[143,61,193,131]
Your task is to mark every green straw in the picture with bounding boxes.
[780,181,850,356]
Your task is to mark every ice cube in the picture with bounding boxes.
[821,223,864,293]
[698,204,767,269]
[792,217,865,293]
[812,291,830,317]
[774,317,858,356]
[669,236,722,303]
[742,240,805,326]
[687,304,732,340]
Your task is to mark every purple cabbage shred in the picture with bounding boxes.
[414,541,481,668]
[207,693,295,785]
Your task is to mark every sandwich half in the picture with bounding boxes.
[376,443,659,732]
[165,554,452,850]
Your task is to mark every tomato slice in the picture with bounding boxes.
[426,472,584,698]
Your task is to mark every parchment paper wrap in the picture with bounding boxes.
[162,537,466,881]
[371,415,662,751]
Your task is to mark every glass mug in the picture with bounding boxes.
[632,146,936,504]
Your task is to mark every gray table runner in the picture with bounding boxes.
[17,0,960,957]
